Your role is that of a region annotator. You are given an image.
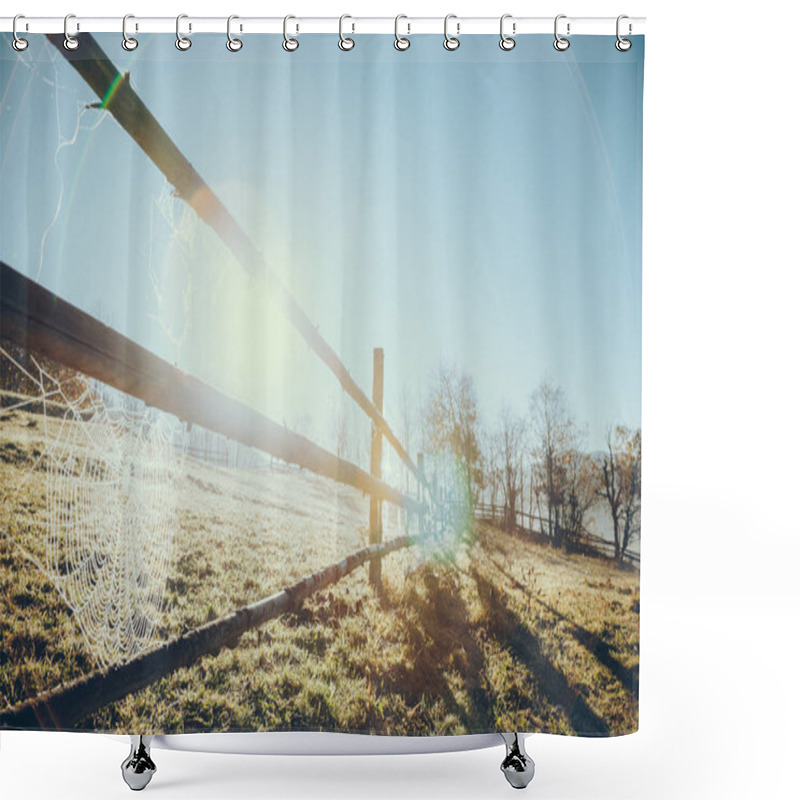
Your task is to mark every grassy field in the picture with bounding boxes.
[0,402,638,737]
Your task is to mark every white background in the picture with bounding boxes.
[2,1,798,798]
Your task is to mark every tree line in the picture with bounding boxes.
[420,363,641,564]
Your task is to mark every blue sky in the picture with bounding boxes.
[1,33,643,456]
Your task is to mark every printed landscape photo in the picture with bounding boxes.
[0,33,642,736]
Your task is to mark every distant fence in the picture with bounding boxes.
[474,502,640,566]
[184,425,270,470]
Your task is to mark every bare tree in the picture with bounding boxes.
[498,403,527,533]
[481,428,502,519]
[529,381,575,548]
[527,463,536,530]
[600,426,642,563]
[561,448,599,549]
[424,362,484,503]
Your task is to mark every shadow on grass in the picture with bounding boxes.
[277,567,493,732]
[489,559,638,699]
[536,597,639,698]
[380,568,494,732]
[472,570,609,735]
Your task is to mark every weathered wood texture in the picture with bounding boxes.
[0,535,411,730]
[1,261,423,514]
[46,33,424,490]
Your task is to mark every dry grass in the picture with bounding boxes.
[1,404,638,736]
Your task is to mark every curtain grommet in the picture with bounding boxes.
[554,14,570,51]
[64,13,79,51]
[176,14,192,51]
[283,15,299,52]
[338,15,355,51]
[443,14,460,51]
[226,15,243,52]
[499,14,516,51]
[394,15,410,51]
[616,15,632,51]
[12,15,29,51]
[122,14,139,51]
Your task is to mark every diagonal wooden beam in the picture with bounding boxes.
[1,260,424,515]
[0,535,411,729]
[46,33,425,490]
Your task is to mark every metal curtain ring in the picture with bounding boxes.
[339,14,355,51]
[12,15,28,51]
[64,14,79,50]
[283,15,299,51]
[499,14,515,50]
[616,14,632,51]
[176,14,191,50]
[394,14,410,51]
[443,14,460,51]
[227,15,243,51]
[122,14,138,51]
[553,14,570,51]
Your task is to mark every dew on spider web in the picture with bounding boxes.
[1,344,186,667]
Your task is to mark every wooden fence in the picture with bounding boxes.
[47,32,426,496]
[0,33,441,727]
[0,536,410,729]
[45,27,437,569]
[474,502,640,565]
[1,261,423,515]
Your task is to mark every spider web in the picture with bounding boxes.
[0,48,192,667]
[0,345,186,667]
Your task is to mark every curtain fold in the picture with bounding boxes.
[0,32,643,737]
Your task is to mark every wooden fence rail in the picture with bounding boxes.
[0,535,411,730]
[47,33,426,494]
[1,36,440,729]
[0,261,423,515]
[474,502,640,565]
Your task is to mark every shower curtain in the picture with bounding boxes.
[0,30,643,737]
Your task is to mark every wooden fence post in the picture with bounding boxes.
[369,348,385,588]
[1,262,424,515]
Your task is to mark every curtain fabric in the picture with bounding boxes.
[0,32,643,736]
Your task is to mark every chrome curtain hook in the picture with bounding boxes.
[394,14,410,51]
[12,14,29,51]
[553,14,570,51]
[227,15,243,51]
[283,15,299,51]
[616,14,632,51]
[443,14,460,51]
[64,13,79,51]
[499,14,516,50]
[339,14,355,51]
[122,14,138,51]
[176,14,192,51]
